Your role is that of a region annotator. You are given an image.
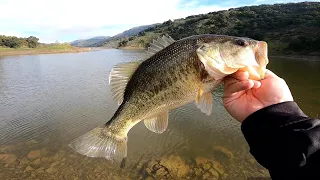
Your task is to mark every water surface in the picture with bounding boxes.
[0,50,319,179]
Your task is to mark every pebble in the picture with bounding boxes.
[46,167,57,174]
[19,157,30,165]
[0,154,17,164]
[213,146,235,160]
[49,161,60,168]
[27,150,41,160]
[30,158,41,167]
[25,165,35,171]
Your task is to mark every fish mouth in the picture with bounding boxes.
[245,41,269,80]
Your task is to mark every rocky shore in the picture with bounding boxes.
[0,140,270,180]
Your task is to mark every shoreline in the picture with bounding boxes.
[0,47,92,57]
[118,46,145,50]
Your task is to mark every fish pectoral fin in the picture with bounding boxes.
[144,111,169,134]
[195,92,213,116]
[109,60,143,105]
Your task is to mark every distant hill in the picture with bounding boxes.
[71,36,110,47]
[93,24,157,47]
[117,2,320,55]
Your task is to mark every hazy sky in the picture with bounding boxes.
[0,0,311,43]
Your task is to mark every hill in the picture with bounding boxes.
[93,24,157,48]
[116,2,320,55]
[71,36,110,47]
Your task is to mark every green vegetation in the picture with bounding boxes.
[95,24,157,48]
[115,2,320,55]
[0,35,39,48]
[71,36,110,47]
[0,42,90,57]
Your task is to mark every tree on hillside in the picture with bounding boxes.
[26,36,39,48]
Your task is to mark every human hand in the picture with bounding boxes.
[223,69,294,122]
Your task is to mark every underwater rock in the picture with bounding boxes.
[0,154,17,164]
[0,145,16,153]
[46,167,57,174]
[248,158,256,164]
[36,167,45,174]
[159,155,190,178]
[194,156,224,176]
[202,172,218,180]
[213,146,234,160]
[145,155,190,179]
[195,156,208,166]
[25,140,39,146]
[19,157,30,165]
[41,156,53,163]
[27,150,41,160]
[40,148,51,157]
[24,165,35,171]
[30,158,41,167]
[212,161,224,175]
[68,154,78,158]
[209,168,219,178]
[49,161,60,168]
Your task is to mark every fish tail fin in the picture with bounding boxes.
[68,126,127,167]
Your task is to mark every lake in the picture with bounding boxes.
[0,49,319,180]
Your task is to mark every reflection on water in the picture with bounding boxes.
[0,50,319,179]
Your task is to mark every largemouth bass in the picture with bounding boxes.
[69,34,268,166]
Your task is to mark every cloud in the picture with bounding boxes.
[0,0,232,42]
[0,0,313,43]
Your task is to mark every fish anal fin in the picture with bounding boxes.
[196,88,204,103]
[195,91,213,116]
[109,61,142,104]
[144,111,169,134]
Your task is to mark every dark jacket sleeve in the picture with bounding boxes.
[241,101,320,180]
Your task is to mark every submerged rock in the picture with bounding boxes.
[30,158,41,167]
[212,161,224,175]
[194,156,224,178]
[25,140,39,146]
[27,150,41,160]
[41,156,53,163]
[0,154,17,164]
[46,167,57,174]
[213,146,234,160]
[145,155,190,179]
[159,155,190,178]
[19,157,30,165]
[25,165,35,171]
[0,145,16,153]
[49,161,60,168]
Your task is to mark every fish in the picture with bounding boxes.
[68,34,269,167]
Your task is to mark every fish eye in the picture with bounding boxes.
[235,39,248,47]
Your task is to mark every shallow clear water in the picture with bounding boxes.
[0,50,319,180]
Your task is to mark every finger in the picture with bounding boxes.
[252,80,261,89]
[264,69,279,79]
[225,80,254,94]
[229,70,249,81]
[223,70,249,88]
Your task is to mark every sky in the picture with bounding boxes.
[0,0,314,43]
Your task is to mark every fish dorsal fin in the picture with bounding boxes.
[195,91,213,116]
[109,61,142,105]
[147,35,175,55]
[144,111,169,133]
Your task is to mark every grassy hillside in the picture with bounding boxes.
[0,43,90,57]
[94,24,157,48]
[71,36,110,47]
[118,2,320,55]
